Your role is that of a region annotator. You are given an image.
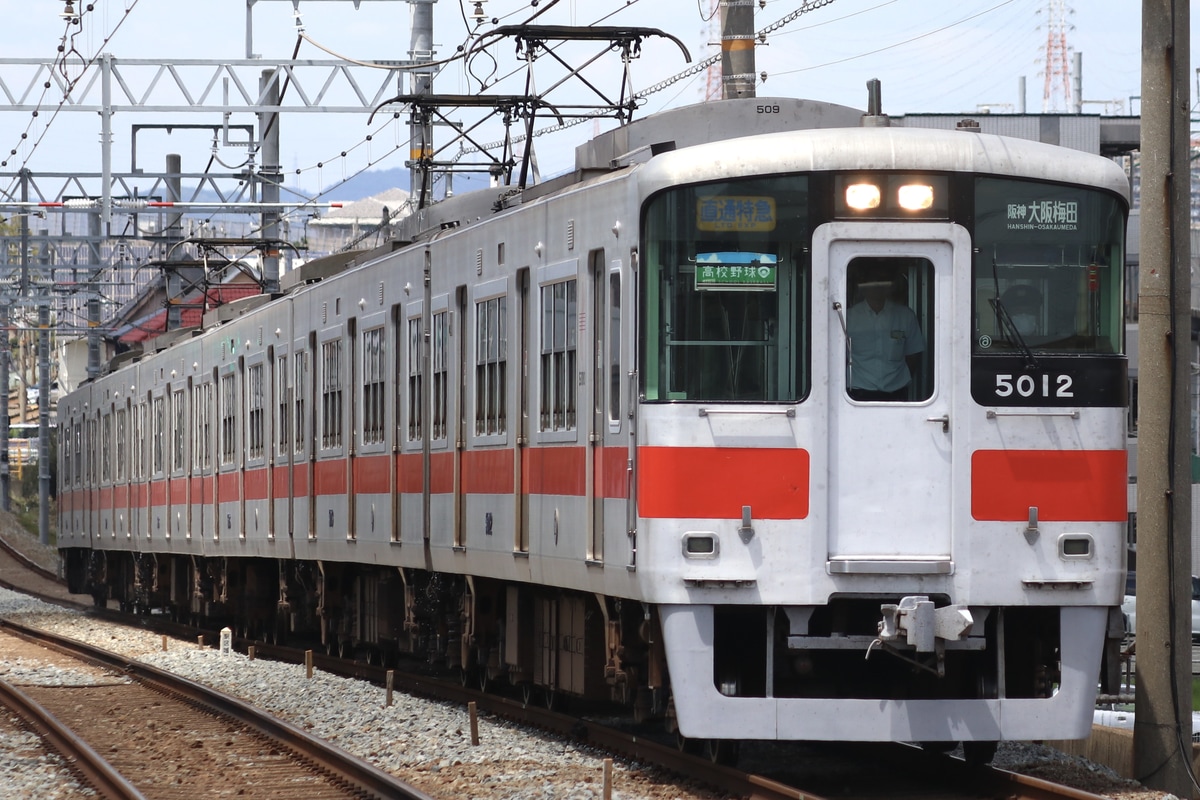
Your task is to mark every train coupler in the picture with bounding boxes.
[867,596,974,674]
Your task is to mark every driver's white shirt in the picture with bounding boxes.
[847,299,925,393]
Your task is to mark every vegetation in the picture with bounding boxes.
[7,427,56,544]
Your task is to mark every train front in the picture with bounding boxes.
[632,127,1129,751]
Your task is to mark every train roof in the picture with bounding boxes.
[315,98,1130,295]
[394,97,866,243]
[571,97,866,171]
[396,98,1128,242]
[637,123,1132,203]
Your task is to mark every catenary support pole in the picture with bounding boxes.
[1134,0,1192,794]
[259,71,281,294]
[719,0,756,99]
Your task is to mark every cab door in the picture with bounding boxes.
[818,222,968,572]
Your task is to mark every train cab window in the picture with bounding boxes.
[844,257,933,403]
[972,177,1125,356]
[642,177,810,402]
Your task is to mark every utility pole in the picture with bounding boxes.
[259,71,282,294]
[408,0,436,208]
[37,291,49,546]
[1134,0,1192,794]
[718,0,756,99]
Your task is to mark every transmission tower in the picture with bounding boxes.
[1040,0,1073,112]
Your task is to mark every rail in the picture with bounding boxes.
[0,618,437,800]
[0,675,145,800]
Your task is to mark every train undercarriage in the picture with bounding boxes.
[61,548,1121,767]
[61,549,669,717]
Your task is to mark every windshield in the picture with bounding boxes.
[641,177,810,402]
[972,177,1125,356]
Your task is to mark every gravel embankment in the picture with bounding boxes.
[0,706,97,799]
[0,589,727,800]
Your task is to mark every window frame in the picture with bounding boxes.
[536,260,579,441]
[473,278,509,442]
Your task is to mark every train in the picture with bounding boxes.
[57,94,1131,765]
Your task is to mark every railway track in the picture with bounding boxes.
[0,530,1137,800]
[0,622,434,800]
[230,637,1119,800]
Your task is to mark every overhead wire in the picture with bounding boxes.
[1,0,144,201]
[768,0,1019,77]
[458,0,836,155]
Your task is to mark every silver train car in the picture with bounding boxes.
[58,97,1130,763]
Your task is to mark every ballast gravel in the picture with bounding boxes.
[0,587,1176,800]
[0,588,724,799]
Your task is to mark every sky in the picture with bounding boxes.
[0,0,1187,203]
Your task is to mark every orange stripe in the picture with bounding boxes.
[314,459,347,495]
[398,453,422,494]
[244,467,268,500]
[463,449,515,494]
[293,464,309,496]
[524,447,586,496]
[149,481,166,506]
[272,466,290,496]
[431,452,453,494]
[637,447,809,520]
[218,472,241,500]
[353,454,392,495]
[597,445,629,499]
[971,449,1127,521]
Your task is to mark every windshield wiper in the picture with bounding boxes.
[989,297,1039,370]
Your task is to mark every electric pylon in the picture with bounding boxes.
[1039,0,1073,112]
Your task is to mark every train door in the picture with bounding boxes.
[588,250,605,562]
[819,223,967,568]
[515,267,531,554]
[271,347,284,540]
[169,386,187,539]
[454,285,467,548]
[100,410,113,542]
[192,380,212,542]
[118,402,130,541]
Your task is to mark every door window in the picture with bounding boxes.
[843,257,934,402]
